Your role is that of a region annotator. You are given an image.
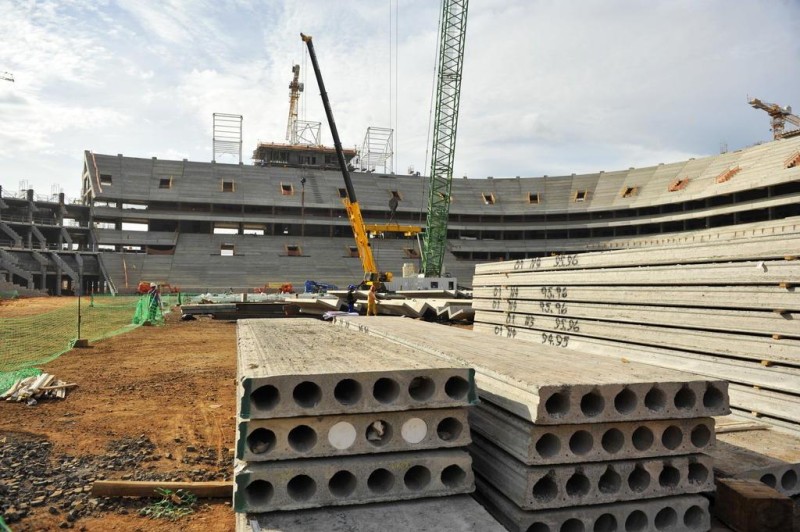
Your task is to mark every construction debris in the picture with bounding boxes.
[0,373,75,403]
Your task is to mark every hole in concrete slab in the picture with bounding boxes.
[580,390,605,417]
[287,474,316,501]
[673,386,696,410]
[688,462,708,484]
[334,379,362,405]
[250,385,280,412]
[601,428,624,454]
[247,428,276,455]
[654,507,677,530]
[568,430,593,455]
[659,465,680,488]
[702,384,724,409]
[244,479,274,506]
[614,388,637,414]
[327,421,357,450]
[781,469,798,491]
[560,519,585,532]
[328,470,357,498]
[644,387,666,412]
[624,510,648,532]
[683,505,704,529]
[373,378,400,404]
[535,433,561,458]
[367,468,394,494]
[627,465,651,493]
[365,420,393,447]
[598,466,622,494]
[661,426,683,450]
[293,381,322,408]
[690,424,711,448]
[544,391,570,417]
[532,475,558,502]
[401,418,428,444]
[444,376,469,400]
[441,464,467,488]
[288,425,318,452]
[565,472,591,497]
[436,417,463,442]
[526,524,551,532]
[593,513,618,532]
[408,376,435,401]
[760,473,777,488]
[631,427,654,451]
[404,465,431,491]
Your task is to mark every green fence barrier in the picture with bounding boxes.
[0,295,147,373]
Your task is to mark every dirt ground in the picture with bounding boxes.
[1,298,239,531]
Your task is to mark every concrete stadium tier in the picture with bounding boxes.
[237,407,470,462]
[233,449,474,512]
[471,433,714,511]
[473,476,711,532]
[333,317,730,424]
[470,402,714,465]
[237,320,476,419]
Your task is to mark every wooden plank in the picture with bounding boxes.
[473,311,800,367]
[91,480,231,498]
[472,260,800,286]
[473,299,800,337]
[472,285,800,312]
[474,237,800,274]
[714,478,793,532]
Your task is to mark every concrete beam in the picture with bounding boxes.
[474,237,800,275]
[470,401,714,465]
[237,407,470,462]
[333,317,729,424]
[472,260,799,286]
[233,449,473,513]
[471,433,714,511]
[710,440,800,497]
[473,475,711,532]
[235,494,505,532]
[237,319,476,419]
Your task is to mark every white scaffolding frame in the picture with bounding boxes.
[212,113,243,163]
[357,127,394,173]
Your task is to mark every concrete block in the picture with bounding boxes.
[470,433,714,511]
[237,319,475,419]
[333,316,729,424]
[710,440,800,497]
[233,449,474,513]
[470,401,715,465]
[237,407,470,461]
[715,478,793,532]
[473,475,711,532]
[235,494,505,531]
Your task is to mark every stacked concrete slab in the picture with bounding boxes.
[470,238,800,435]
[233,318,479,524]
[333,316,728,532]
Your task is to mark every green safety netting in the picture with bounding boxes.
[0,293,182,389]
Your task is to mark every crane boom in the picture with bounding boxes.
[749,97,800,139]
[286,64,303,142]
[421,0,469,277]
[301,33,389,286]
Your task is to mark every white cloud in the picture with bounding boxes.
[0,0,798,200]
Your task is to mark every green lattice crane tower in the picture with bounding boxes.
[421,0,469,277]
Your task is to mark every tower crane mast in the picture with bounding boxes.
[421,0,469,277]
[749,97,800,140]
[286,65,304,143]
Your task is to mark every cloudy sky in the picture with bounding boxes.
[1,0,799,201]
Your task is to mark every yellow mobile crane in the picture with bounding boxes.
[301,33,420,288]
